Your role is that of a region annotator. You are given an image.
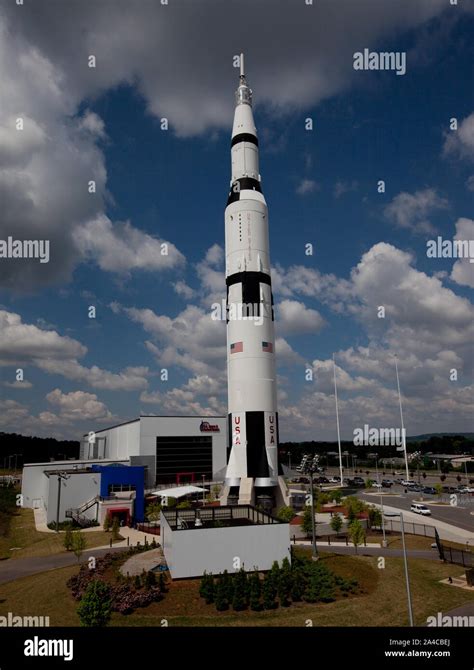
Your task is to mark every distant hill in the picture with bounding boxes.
[406,433,474,442]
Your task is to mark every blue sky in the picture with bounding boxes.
[0,0,473,442]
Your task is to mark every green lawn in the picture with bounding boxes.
[0,507,122,560]
[0,550,472,627]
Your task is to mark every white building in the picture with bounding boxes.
[81,415,227,489]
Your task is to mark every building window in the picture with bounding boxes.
[155,436,212,485]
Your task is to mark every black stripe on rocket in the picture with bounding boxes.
[226,271,274,323]
[227,411,279,479]
[226,177,262,205]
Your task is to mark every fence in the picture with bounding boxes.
[162,504,280,530]
[382,519,436,538]
[439,544,472,568]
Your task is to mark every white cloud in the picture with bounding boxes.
[276,300,325,336]
[443,112,474,160]
[384,188,449,234]
[46,388,112,421]
[450,217,474,289]
[0,309,149,391]
[296,179,319,196]
[334,180,358,198]
[0,310,85,362]
[3,380,33,389]
[73,215,185,275]
[466,175,474,191]
[172,280,196,300]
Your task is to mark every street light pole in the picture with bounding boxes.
[375,456,387,547]
[309,469,318,561]
[385,511,414,627]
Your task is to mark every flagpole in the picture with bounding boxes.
[333,354,344,487]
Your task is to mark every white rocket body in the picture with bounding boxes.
[224,58,279,490]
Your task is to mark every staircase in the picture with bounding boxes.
[238,477,254,505]
[65,496,99,527]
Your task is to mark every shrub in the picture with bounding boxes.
[232,569,248,611]
[199,571,215,604]
[330,513,343,535]
[249,571,262,611]
[103,515,111,532]
[276,506,295,523]
[111,516,120,541]
[71,531,86,562]
[215,576,229,611]
[77,580,112,627]
[63,527,74,551]
[262,571,278,610]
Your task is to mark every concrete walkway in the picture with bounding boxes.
[119,548,165,577]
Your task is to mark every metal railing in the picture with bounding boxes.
[162,504,280,530]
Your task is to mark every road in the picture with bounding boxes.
[358,489,474,533]
[0,546,125,586]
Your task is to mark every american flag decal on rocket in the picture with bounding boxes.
[262,341,273,353]
[230,341,243,353]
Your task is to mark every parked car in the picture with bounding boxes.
[353,476,365,487]
[316,476,329,484]
[401,479,415,487]
[411,503,432,516]
[372,482,383,489]
[382,479,393,488]
[328,476,341,483]
[423,486,436,495]
[458,486,474,494]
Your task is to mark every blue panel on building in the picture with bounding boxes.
[91,464,145,522]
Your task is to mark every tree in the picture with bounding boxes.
[329,489,342,504]
[221,570,234,603]
[290,568,306,602]
[232,568,248,611]
[276,506,295,523]
[262,571,278,609]
[71,531,86,562]
[348,520,365,554]
[330,513,343,536]
[158,571,168,594]
[63,527,73,551]
[111,515,120,541]
[103,514,111,532]
[435,483,443,499]
[144,571,156,588]
[77,580,111,627]
[365,479,374,489]
[368,508,382,530]
[145,503,161,521]
[422,472,427,480]
[301,506,314,537]
[249,571,262,611]
[278,558,292,607]
[440,474,447,482]
[214,575,229,611]
[199,571,215,604]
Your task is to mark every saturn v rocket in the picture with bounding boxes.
[224,55,280,506]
